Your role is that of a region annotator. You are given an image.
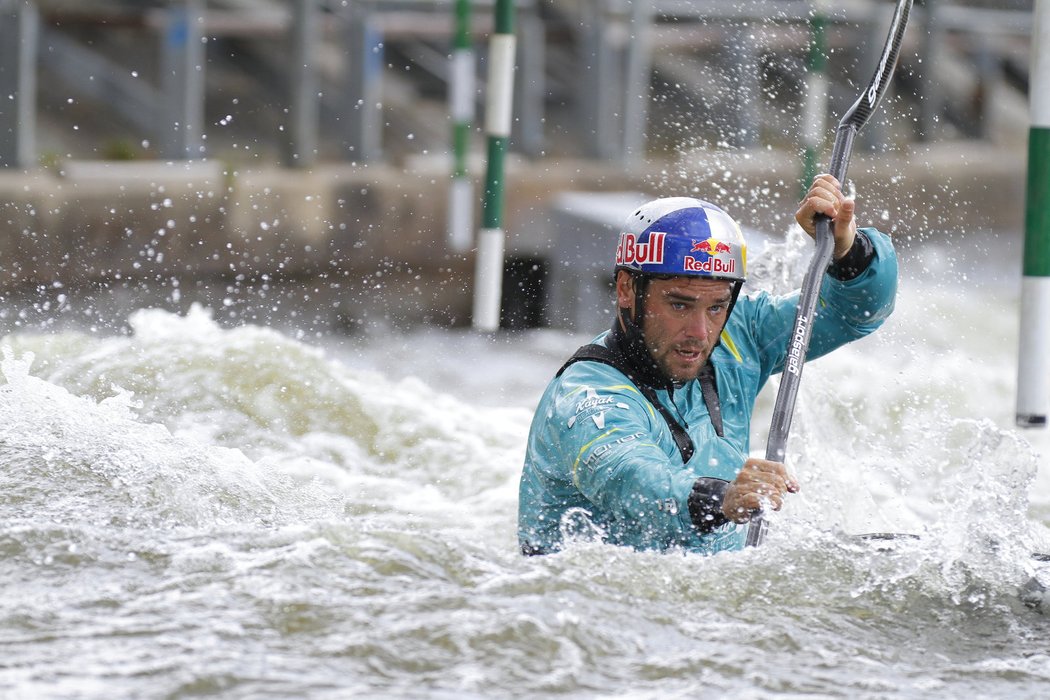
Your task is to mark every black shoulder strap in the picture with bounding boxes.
[697,362,724,438]
[556,343,620,377]
[558,344,722,464]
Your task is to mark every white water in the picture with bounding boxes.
[2,227,1050,698]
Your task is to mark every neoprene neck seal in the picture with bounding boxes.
[610,308,672,392]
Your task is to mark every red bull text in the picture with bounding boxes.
[616,232,666,266]
[683,256,737,274]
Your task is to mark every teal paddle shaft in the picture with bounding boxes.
[747,0,913,547]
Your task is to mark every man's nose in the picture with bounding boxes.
[684,309,709,338]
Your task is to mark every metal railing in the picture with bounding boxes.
[0,0,1036,169]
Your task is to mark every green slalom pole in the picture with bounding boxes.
[1017,0,1050,428]
[800,0,830,197]
[448,0,474,253]
[471,0,515,332]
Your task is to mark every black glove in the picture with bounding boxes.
[687,478,730,534]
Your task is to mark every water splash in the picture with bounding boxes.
[0,344,307,530]
[2,285,1050,697]
[2,305,530,541]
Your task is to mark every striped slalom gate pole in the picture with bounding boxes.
[800,0,830,196]
[448,0,474,253]
[471,0,515,332]
[1017,0,1050,429]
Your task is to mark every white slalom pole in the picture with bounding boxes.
[448,0,474,253]
[471,0,516,332]
[1017,0,1050,429]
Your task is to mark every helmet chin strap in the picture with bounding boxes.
[613,273,669,388]
[626,273,649,330]
[724,280,744,321]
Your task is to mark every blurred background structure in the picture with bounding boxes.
[0,0,1037,330]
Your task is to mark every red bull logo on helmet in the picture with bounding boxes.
[684,237,736,274]
[690,238,733,255]
[683,255,737,274]
[616,231,666,266]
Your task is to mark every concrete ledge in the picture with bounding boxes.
[0,140,1029,327]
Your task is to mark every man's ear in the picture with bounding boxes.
[614,271,635,314]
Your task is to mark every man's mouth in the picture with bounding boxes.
[675,347,703,362]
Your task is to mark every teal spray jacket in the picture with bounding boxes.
[518,228,898,554]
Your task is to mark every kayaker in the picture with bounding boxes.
[518,174,898,554]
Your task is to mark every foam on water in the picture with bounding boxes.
[2,305,532,545]
[2,235,1050,696]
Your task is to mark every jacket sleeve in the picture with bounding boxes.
[747,227,898,378]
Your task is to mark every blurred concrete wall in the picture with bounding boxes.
[0,140,1027,328]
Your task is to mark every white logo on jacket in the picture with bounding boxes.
[567,387,631,430]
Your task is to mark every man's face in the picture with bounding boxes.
[616,272,733,383]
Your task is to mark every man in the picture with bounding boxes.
[518,174,898,555]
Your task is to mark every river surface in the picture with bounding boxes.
[2,224,1050,698]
